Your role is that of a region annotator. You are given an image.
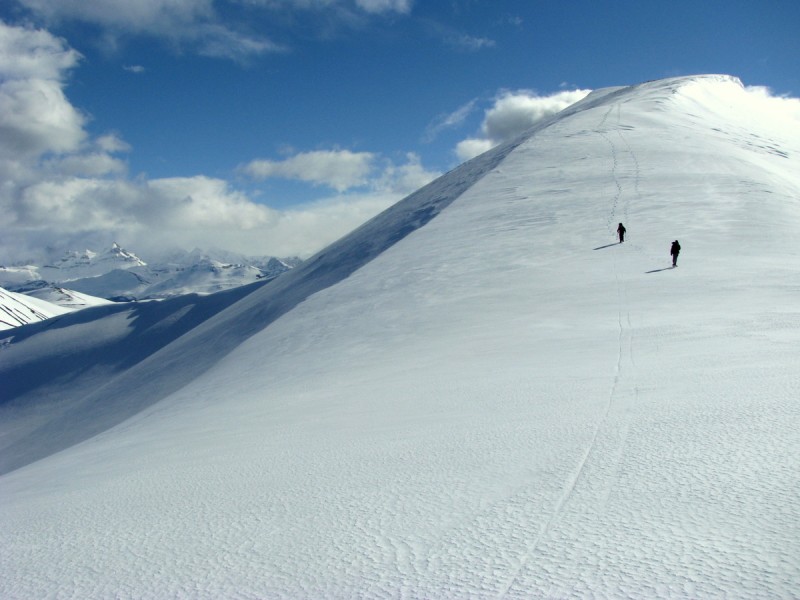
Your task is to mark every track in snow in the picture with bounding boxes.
[497,103,644,598]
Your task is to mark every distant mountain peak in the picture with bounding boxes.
[0,243,300,305]
[47,243,146,271]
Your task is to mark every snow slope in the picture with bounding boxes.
[17,284,113,310]
[0,278,273,470]
[2,75,799,598]
[0,287,71,331]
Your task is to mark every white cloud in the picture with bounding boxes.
[17,0,215,31]
[10,175,273,233]
[0,22,87,159]
[16,0,282,59]
[420,20,495,52]
[236,0,412,15]
[14,0,412,59]
[0,22,133,175]
[96,133,131,153]
[45,152,128,177]
[501,15,523,28]
[447,32,494,51]
[146,176,273,229]
[454,88,592,161]
[424,99,478,142]
[191,22,285,60]
[481,89,591,141]
[242,148,439,196]
[245,192,397,257]
[372,152,439,195]
[454,138,494,162]
[2,172,414,260]
[0,77,87,159]
[242,149,377,192]
[0,20,81,79]
[355,0,412,14]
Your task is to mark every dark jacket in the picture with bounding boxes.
[670,241,681,256]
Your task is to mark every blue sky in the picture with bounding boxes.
[1,0,799,261]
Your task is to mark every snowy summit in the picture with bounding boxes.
[1,75,799,598]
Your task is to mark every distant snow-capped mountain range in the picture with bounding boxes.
[0,244,300,329]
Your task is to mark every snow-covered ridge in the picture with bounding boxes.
[19,285,114,310]
[1,244,300,307]
[0,287,71,331]
[42,242,146,276]
[2,75,799,598]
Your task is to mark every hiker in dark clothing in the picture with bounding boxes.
[670,240,681,266]
[616,223,626,243]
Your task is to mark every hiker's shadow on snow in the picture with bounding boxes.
[646,266,675,273]
[593,242,620,250]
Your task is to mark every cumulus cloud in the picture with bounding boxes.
[96,133,131,153]
[454,138,493,162]
[4,171,422,261]
[10,174,265,243]
[481,89,591,141]
[241,149,377,192]
[181,152,438,254]
[0,78,87,159]
[4,175,274,260]
[44,152,128,177]
[0,20,81,78]
[0,22,86,159]
[0,21,133,187]
[455,88,591,161]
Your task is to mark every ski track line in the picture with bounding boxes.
[598,106,622,234]
[496,107,634,599]
[495,369,619,599]
[614,104,644,251]
[601,102,643,250]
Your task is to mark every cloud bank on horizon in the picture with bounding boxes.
[1,1,799,263]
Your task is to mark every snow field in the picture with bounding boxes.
[2,75,800,598]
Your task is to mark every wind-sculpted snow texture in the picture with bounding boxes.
[2,75,800,598]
